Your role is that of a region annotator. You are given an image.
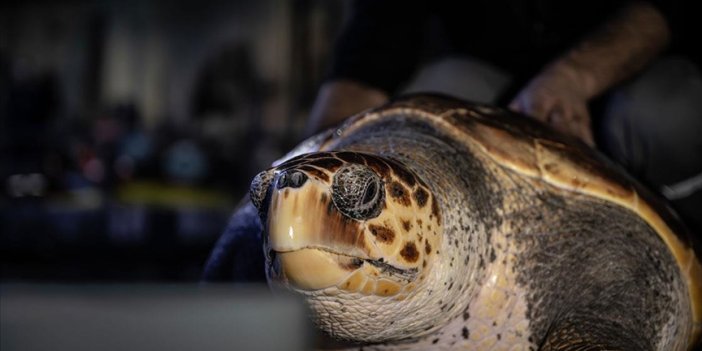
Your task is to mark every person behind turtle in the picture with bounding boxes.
[306,0,702,236]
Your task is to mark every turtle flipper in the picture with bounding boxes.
[202,196,265,282]
[540,313,651,351]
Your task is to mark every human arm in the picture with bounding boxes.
[509,1,671,146]
[304,0,427,135]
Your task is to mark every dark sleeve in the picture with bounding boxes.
[201,199,266,282]
[642,0,700,66]
[327,0,430,94]
[643,0,681,47]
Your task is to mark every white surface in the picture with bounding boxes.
[1,284,311,351]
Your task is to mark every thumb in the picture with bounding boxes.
[580,125,596,147]
[574,108,595,147]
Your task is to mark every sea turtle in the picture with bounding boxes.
[205,94,701,350]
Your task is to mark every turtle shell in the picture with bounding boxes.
[315,94,702,345]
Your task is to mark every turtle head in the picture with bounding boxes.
[251,151,443,300]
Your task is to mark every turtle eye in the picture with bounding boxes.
[362,181,378,205]
[332,164,384,220]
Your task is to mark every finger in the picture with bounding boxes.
[545,102,569,130]
[516,94,555,124]
[565,105,595,147]
[508,99,523,113]
[549,108,578,139]
[551,107,595,147]
[509,90,553,122]
[575,109,595,147]
[548,110,569,135]
[526,98,551,122]
[580,127,595,147]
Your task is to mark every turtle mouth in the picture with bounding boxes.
[267,247,418,291]
[363,257,418,281]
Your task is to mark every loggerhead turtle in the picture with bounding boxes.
[211,94,702,350]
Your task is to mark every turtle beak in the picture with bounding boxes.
[274,249,359,291]
[265,171,369,291]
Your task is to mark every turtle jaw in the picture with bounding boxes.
[268,247,419,295]
[264,179,413,295]
[271,249,361,291]
[264,176,371,291]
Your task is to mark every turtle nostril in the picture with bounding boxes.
[290,171,307,187]
[276,170,308,189]
[276,172,288,189]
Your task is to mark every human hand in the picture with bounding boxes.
[306,80,389,136]
[509,64,596,147]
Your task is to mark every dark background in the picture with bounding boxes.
[2,0,700,284]
[1,0,346,282]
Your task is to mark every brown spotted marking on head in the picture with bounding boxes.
[413,187,429,207]
[388,181,412,206]
[401,219,413,232]
[400,242,419,263]
[354,151,443,291]
[252,151,443,298]
[362,154,392,178]
[431,195,442,226]
[369,224,395,243]
[386,158,417,187]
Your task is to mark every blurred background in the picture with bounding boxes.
[5,2,696,350]
[1,0,346,282]
[2,0,701,286]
